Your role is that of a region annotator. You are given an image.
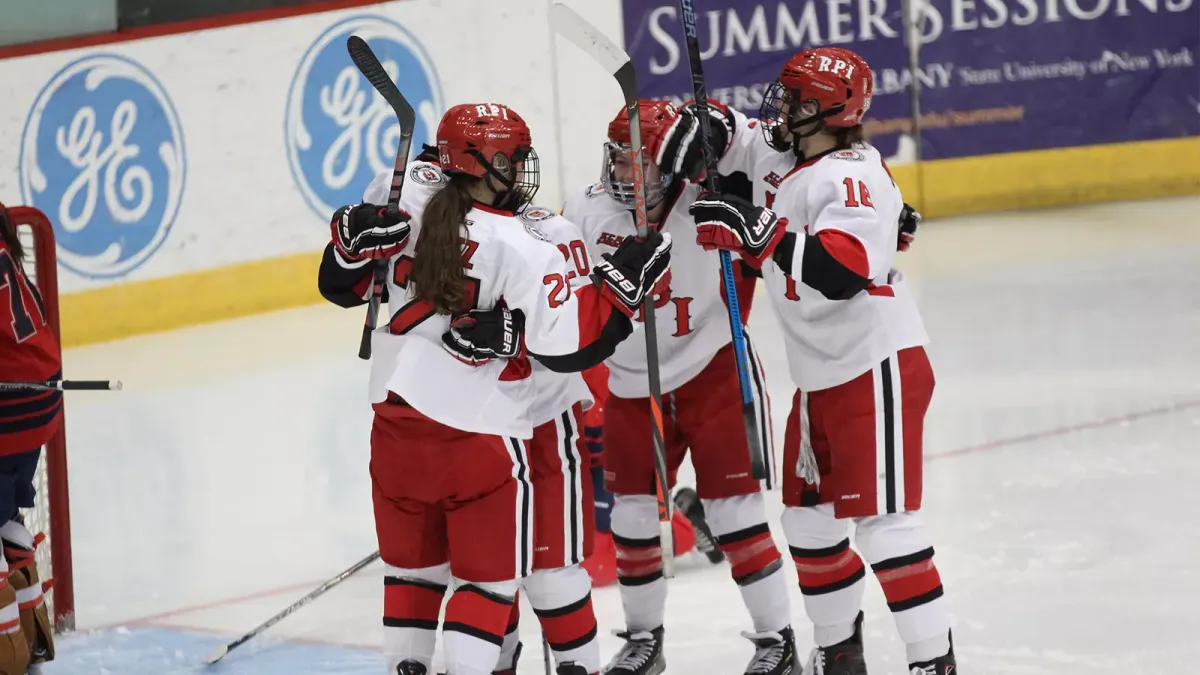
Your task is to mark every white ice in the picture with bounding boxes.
[42,196,1200,674]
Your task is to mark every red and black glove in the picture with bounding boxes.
[655,100,735,180]
[689,191,785,268]
[590,231,673,318]
[898,202,921,252]
[441,302,526,366]
[330,203,411,261]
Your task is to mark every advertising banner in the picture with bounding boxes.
[622,0,1199,163]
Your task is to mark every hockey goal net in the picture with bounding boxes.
[5,205,74,633]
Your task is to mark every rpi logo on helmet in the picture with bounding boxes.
[286,15,443,219]
[19,54,186,279]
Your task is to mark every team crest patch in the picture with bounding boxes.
[521,221,553,243]
[520,206,557,222]
[831,149,864,161]
[409,164,445,185]
[585,183,606,198]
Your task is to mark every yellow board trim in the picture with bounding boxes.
[57,136,1200,348]
[59,250,324,348]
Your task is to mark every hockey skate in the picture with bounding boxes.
[802,612,868,675]
[908,631,956,675]
[672,487,725,564]
[397,660,428,675]
[741,625,799,675]
[602,627,665,675]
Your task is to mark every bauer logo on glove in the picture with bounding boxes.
[690,192,785,269]
[330,203,413,261]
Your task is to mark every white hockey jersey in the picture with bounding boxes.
[518,206,596,426]
[356,163,607,438]
[563,181,737,399]
[718,109,929,391]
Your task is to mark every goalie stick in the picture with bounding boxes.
[549,3,676,576]
[346,35,418,360]
[0,380,121,391]
[204,550,381,665]
[676,0,767,482]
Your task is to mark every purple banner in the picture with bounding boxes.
[622,0,1199,161]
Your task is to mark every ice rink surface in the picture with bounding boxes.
[40,196,1200,674]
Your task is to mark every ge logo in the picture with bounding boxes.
[286,15,443,219]
[19,54,186,278]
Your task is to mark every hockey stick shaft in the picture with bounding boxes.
[346,35,418,360]
[676,0,766,481]
[204,550,381,665]
[549,4,674,574]
[0,380,121,391]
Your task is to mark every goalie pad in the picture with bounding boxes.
[0,573,29,675]
[1,521,53,665]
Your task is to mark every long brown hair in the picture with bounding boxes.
[833,124,866,148]
[0,204,24,263]
[412,174,476,314]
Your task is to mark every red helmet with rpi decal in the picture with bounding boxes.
[759,47,874,151]
[601,99,679,208]
[437,103,540,207]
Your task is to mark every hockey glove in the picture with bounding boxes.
[330,203,412,261]
[442,302,526,366]
[690,191,785,269]
[898,202,921,252]
[591,231,673,318]
[655,101,735,180]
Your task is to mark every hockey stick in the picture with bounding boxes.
[676,0,767,482]
[549,3,675,575]
[204,550,381,665]
[346,35,417,360]
[0,380,121,391]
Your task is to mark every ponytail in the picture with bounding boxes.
[0,205,23,264]
[413,174,476,314]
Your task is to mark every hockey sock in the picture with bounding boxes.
[493,593,521,673]
[611,495,666,632]
[781,505,866,647]
[526,566,600,673]
[855,513,951,664]
[706,494,790,633]
[383,563,449,672]
[444,580,519,675]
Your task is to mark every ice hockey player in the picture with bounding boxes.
[316,103,672,675]
[568,100,793,675]
[0,204,58,673]
[661,47,957,675]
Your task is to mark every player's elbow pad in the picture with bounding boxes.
[531,311,633,373]
[800,234,871,301]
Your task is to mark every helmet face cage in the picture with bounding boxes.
[476,146,540,210]
[758,79,845,153]
[599,141,671,209]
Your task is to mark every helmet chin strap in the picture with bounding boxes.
[470,149,522,209]
[786,101,845,159]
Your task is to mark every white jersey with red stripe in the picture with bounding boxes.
[518,205,596,426]
[357,163,606,438]
[563,181,733,399]
[718,109,929,392]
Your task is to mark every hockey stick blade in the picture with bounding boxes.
[551,2,675,576]
[676,0,767,481]
[345,36,418,359]
[0,380,122,391]
[204,551,381,665]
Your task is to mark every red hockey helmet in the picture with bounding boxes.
[601,99,679,208]
[759,47,874,151]
[437,103,540,207]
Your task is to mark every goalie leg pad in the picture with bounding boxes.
[0,574,29,675]
[0,523,52,665]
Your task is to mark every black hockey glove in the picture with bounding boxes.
[898,202,921,252]
[442,303,526,366]
[591,231,673,318]
[330,203,412,261]
[690,191,786,269]
[655,101,735,180]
